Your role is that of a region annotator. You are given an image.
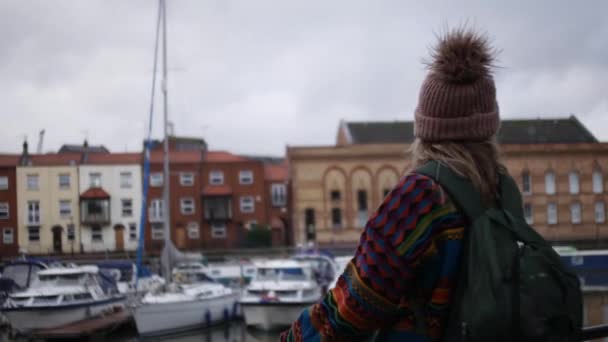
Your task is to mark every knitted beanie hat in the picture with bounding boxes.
[414,28,500,142]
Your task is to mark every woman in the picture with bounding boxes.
[282,28,503,341]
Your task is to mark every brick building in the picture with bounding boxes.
[0,155,20,259]
[289,116,608,248]
[264,162,290,246]
[144,137,205,253]
[200,151,267,249]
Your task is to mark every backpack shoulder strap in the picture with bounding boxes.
[415,160,486,221]
[498,174,525,218]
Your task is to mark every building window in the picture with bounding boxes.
[180,198,195,215]
[28,226,40,242]
[89,172,102,187]
[522,171,531,195]
[271,183,287,207]
[211,222,226,239]
[67,224,75,241]
[569,171,580,195]
[91,225,103,242]
[545,171,556,195]
[331,208,342,229]
[0,202,9,220]
[593,169,604,194]
[58,174,70,189]
[59,200,71,218]
[239,170,253,185]
[122,199,133,217]
[0,176,8,190]
[209,170,224,185]
[149,199,164,221]
[129,223,137,241]
[305,208,316,241]
[204,198,232,220]
[595,201,606,223]
[524,203,533,224]
[240,196,255,213]
[27,174,39,190]
[180,173,194,186]
[570,202,582,224]
[150,173,163,187]
[547,202,558,225]
[27,201,40,225]
[120,172,133,188]
[357,190,368,228]
[3,228,13,244]
[151,223,164,240]
[187,222,200,239]
[330,190,341,201]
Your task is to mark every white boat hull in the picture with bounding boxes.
[134,293,239,336]
[2,296,126,333]
[240,302,313,331]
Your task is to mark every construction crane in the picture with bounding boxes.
[36,129,45,154]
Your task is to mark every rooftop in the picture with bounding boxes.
[342,116,598,145]
[149,150,203,164]
[25,153,82,166]
[205,151,249,163]
[85,153,141,165]
[264,161,288,181]
[0,154,20,167]
[58,143,109,154]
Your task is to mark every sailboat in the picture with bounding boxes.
[132,0,238,337]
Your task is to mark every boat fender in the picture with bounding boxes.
[205,310,211,327]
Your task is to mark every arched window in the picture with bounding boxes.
[593,169,603,194]
[545,171,556,195]
[522,170,532,195]
[570,202,582,224]
[568,171,580,195]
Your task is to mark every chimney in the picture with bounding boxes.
[81,139,90,164]
[20,140,30,166]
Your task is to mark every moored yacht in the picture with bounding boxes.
[1,265,126,333]
[133,267,239,336]
[240,259,322,330]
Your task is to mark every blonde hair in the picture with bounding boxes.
[408,138,506,202]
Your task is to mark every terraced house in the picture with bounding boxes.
[0,155,19,259]
[78,152,142,253]
[16,143,81,255]
[288,116,608,248]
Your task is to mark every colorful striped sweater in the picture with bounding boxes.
[281,173,466,342]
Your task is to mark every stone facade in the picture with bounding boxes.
[289,139,608,248]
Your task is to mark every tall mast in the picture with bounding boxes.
[161,0,172,282]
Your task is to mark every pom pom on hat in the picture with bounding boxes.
[414,27,500,142]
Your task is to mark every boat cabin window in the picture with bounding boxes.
[257,267,307,281]
[73,293,93,301]
[211,269,221,276]
[1,264,32,288]
[38,273,84,286]
[33,295,59,304]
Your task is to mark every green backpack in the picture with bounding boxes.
[416,161,583,342]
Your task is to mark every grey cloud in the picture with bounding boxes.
[1,0,607,155]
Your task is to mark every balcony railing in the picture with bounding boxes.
[81,213,110,225]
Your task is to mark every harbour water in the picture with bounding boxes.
[1,321,282,341]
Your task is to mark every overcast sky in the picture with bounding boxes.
[1,0,607,156]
